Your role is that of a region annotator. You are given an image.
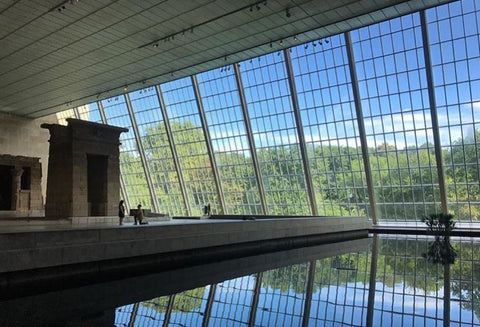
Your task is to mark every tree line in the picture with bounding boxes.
[120,121,480,221]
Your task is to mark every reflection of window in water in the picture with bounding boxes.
[110,237,480,327]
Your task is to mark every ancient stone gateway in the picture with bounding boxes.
[42,119,127,219]
[0,154,43,216]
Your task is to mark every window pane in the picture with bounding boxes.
[160,77,220,215]
[352,13,441,221]
[197,66,262,214]
[239,52,311,215]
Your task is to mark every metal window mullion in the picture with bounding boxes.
[73,106,80,119]
[156,85,192,216]
[97,101,131,212]
[163,295,175,327]
[191,75,226,214]
[302,260,317,327]
[248,272,263,327]
[344,32,378,224]
[233,63,268,215]
[127,302,140,327]
[420,10,448,215]
[202,284,217,327]
[284,49,318,216]
[124,94,160,213]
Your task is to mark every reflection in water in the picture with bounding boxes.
[116,236,480,326]
[424,236,457,265]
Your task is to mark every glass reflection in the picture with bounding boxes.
[116,236,480,326]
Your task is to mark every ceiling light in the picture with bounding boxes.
[123,86,128,91]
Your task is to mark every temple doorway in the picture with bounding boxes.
[0,165,13,210]
[87,154,108,216]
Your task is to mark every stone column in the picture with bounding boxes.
[10,167,23,211]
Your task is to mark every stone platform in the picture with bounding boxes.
[0,216,370,299]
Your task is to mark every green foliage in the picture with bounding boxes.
[142,287,206,314]
[421,213,456,235]
[119,118,479,221]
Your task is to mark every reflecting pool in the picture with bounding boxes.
[2,235,480,326]
[114,235,480,327]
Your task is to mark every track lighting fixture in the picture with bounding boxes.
[53,0,80,13]
[294,35,298,41]
[140,1,273,49]
[279,40,283,45]
[285,8,291,18]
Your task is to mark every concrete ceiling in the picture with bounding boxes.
[0,0,451,118]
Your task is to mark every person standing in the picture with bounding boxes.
[118,200,126,226]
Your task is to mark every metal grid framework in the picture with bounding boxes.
[63,0,480,222]
[114,303,134,327]
[209,275,256,326]
[128,87,186,216]
[124,297,170,326]
[76,103,103,123]
[160,77,220,215]
[373,237,445,326]
[351,13,442,221]
[55,108,75,126]
[427,0,480,221]
[254,263,309,326]
[290,34,369,217]
[238,52,311,215]
[168,287,209,326]
[308,252,370,326]
[450,238,480,326]
[196,66,263,215]
[101,97,151,208]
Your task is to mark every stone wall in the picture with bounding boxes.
[42,119,127,218]
[0,112,58,209]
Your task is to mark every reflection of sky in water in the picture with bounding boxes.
[115,236,480,327]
